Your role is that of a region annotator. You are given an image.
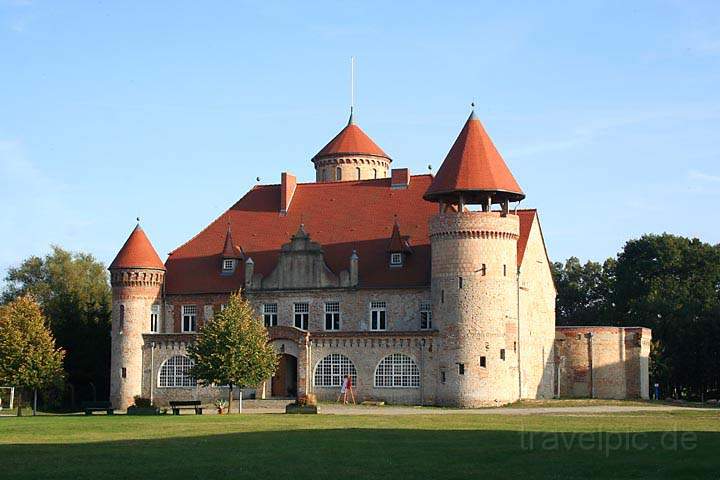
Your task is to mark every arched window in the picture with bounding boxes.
[374,353,420,388]
[314,353,357,387]
[356,167,361,180]
[158,355,196,387]
[336,167,342,181]
[373,168,378,179]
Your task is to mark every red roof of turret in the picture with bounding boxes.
[221,226,243,259]
[110,224,165,270]
[424,111,524,202]
[386,221,412,253]
[313,115,389,160]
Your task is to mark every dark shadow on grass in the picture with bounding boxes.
[1,426,719,480]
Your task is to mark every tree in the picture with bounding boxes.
[552,256,615,326]
[0,295,65,415]
[2,246,111,404]
[188,292,277,413]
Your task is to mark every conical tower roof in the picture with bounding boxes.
[221,225,242,259]
[424,110,524,203]
[313,111,389,160]
[109,224,165,270]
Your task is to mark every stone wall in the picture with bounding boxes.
[313,155,390,182]
[554,326,651,399]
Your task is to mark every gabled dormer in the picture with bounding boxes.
[220,225,243,275]
[386,220,412,267]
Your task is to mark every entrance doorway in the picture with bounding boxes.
[271,354,298,398]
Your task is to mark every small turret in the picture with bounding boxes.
[312,110,392,182]
[108,222,165,410]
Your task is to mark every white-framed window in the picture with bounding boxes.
[374,353,420,388]
[420,302,432,330]
[314,353,357,387]
[150,304,160,333]
[390,252,403,266]
[294,302,309,330]
[370,301,387,331]
[182,305,197,332]
[263,303,278,327]
[158,355,196,388]
[223,259,235,271]
[324,302,340,330]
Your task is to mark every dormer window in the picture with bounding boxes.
[222,259,235,272]
[390,252,403,267]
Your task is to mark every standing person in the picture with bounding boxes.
[337,375,349,403]
[345,374,355,404]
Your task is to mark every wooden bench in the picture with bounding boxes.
[169,400,203,415]
[81,401,114,415]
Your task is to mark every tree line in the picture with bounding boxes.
[552,233,720,400]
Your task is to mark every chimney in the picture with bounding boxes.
[391,168,410,189]
[350,250,359,286]
[244,257,254,289]
[280,172,297,214]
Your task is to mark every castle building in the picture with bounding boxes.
[109,109,650,409]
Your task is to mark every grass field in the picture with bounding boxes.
[1,410,718,479]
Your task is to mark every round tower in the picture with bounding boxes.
[424,109,525,407]
[108,223,165,410]
[312,109,392,182]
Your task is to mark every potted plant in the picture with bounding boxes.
[127,396,160,415]
[215,399,228,414]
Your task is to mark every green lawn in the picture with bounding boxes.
[1,410,718,479]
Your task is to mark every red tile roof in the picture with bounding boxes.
[386,221,412,253]
[164,176,538,295]
[110,225,165,270]
[313,121,389,160]
[425,111,524,202]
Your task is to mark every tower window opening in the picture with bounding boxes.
[373,168,377,179]
[356,167,361,180]
[440,369,446,384]
[150,304,160,333]
[336,167,342,181]
[513,341,517,353]
[119,305,125,333]
[458,363,465,375]
[500,349,506,361]
[121,367,126,379]
[294,303,309,330]
[420,302,432,330]
[441,289,444,304]
[458,276,463,289]
[503,264,507,276]
[481,264,487,276]
[480,356,487,368]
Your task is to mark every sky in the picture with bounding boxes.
[1,0,719,277]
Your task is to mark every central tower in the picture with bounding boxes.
[424,109,525,407]
[311,110,392,182]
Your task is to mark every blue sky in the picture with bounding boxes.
[1,0,719,276]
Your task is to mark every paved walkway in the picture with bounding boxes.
[230,400,711,416]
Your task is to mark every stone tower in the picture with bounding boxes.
[424,110,526,407]
[312,109,392,182]
[108,223,165,409]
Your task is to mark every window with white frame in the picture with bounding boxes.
[324,302,340,330]
[182,305,197,332]
[420,302,432,330]
[294,303,309,330]
[263,303,278,327]
[223,259,235,271]
[150,304,160,333]
[374,353,420,388]
[390,252,403,266]
[158,355,196,387]
[370,301,387,331]
[314,353,357,387]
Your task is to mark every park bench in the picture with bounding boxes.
[81,401,114,415]
[169,400,203,415]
